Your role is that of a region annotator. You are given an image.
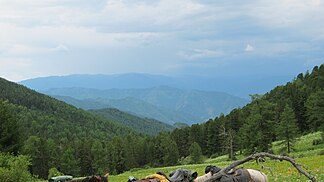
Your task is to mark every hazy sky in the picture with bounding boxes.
[0,0,324,81]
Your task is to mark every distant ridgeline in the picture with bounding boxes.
[19,74,249,125]
[41,86,248,125]
[0,64,323,180]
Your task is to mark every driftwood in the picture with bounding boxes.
[205,152,317,182]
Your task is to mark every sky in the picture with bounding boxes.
[0,0,324,82]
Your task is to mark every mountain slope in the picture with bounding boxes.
[167,64,324,159]
[89,108,175,135]
[0,77,179,178]
[0,77,174,137]
[0,77,134,141]
[44,86,248,124]
[53,95,188,124]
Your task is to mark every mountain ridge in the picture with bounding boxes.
[0,77,173,137]
[45,86,248,124]
[19,73,294,98]
[89,108,175,135]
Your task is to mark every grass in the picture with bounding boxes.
[41,132,324,182]
[109,132,324,182]
[109,155,324,182]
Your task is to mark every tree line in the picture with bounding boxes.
[0,64,323,180]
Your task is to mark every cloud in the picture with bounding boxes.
[3,44,45,55]
[0,23,166,49]
[0,0,323,81]
[0,58,37,81]
[245,44,255,52]
[178,49,224,60]
[101,0,207,28]
[246,0,324,34]
[51,44,69,52]
[1,43,70,56]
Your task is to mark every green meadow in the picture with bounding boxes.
[108,132,324,182]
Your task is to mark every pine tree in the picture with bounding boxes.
[110,137,126,174]
[238,97,276,154]
[159,133,179,166]
[124,135,143,170]
[189,142,203,164]
[238,110,263,154]
[91,140,107,174]
[305,90,324,132]
[77,139,94,176]
[277,104,299,153]
[171,128,189,157]
[60,146,80,176]
[205,117,224,156]
[22,136,50,179]
[0,101,21,154]
[189,124,204,147]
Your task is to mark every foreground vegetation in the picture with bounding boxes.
[109,132,324,182]
[1,64,323,181]
[108,156,324,182]
[32,132,323,181]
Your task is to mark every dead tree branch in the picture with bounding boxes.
[205,152,317,182]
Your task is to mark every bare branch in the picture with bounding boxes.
[205,152,317,182]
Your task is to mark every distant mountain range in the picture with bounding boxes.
[41,86,248,124]
[23,73,300,124]
[19,73,294,98]
[18,74,254,124]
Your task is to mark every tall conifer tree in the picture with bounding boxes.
[0,101,20,154]
[277,104,299,153]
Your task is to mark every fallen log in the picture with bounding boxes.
[205,152,317,182]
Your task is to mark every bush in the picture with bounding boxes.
[178,156,191,165]
[0,153,35,182]
[189,142,203,164]
[48,167,64,179]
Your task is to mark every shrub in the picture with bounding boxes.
[48,167,64,179]
[189,142,203,164]
[0,153,35,182]
[178,156,191,165]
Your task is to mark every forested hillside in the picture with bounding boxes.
[0,78,133,140]
[53,94,187,125]
[89,108,174,135]
[169,64,324,160]
[0,78,140,178]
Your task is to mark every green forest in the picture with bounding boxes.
[89,108,174,135]
[0,64,323,181]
